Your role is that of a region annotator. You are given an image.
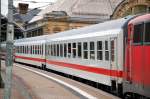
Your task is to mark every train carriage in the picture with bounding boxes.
[45,16,133,93]
[14,35,47,68]
[1,14,150,98]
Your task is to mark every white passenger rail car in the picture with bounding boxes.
[14,36,47,68]
[2,14,150,98]
[13,17,130,94]
[46,28,123,87]
[1,16,138,97]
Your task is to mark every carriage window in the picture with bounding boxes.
[72,43,76,58]
[24,46,26,54]
[26,46,28,54]
[83,42,88,59]
[37,45,39,55]
[37,45,40,55]
[36,45,38,55]
[105,41,109,61]
[35,45,37,54]
[133,23,144,44]
[64,44,67,57]
[54,44,56,56]
[39,45,41,55]
[22,46,24,53]
[145,22,150,43]
[57,44,60,57]
[48,45,51,55]
[34,45,36,54]
[30,46,31,54]
[22,46,23,53]
[23,46,25,54]
[19,46,21,53]
[21,46,23,53]
[60,44,63,57]
[68,43,71,58]
[25,46,28,54]
[41,45,43,55]
[97,41,103,60]
[38,45,40,55]
[49,45,51,55]
[111,40,115,61]
[51,45,53,56]
[19,46,20,53]
[90,42,95,60]
[27,46,28,54]
[17,46,19,53]
[78,42,82,58]
[32,45,34,54]
[16,46,18,53]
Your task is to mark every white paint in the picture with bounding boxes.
[16,65,97,99]
[51,29,121,41]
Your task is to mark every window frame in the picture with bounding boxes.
[77,42,82,58]
[83,42,89,59]
[132,22,144,45]
[105,40,109,61]
[72,42,77,58]
[144,21,150,45]
[89,41,95,60]
[97,41,103,61]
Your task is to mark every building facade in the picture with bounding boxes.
[19,0,150,38]
[1,16,24,41]
[112,0,150,19]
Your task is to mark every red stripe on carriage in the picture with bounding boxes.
[15,55,123,78]
[15,55,46,62]
[47,60,123,77]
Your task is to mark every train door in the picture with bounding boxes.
[110,37,117,73]
[131,23,144,85]
[143,21,150,95]
[110,37,118,91]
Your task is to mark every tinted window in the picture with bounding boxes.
[145,22,150,43]
[105,41,109,61]
[64,44,67,57]
[90,42,95,60]
[77,43,82,58]
[68,43,71,57]
[72,43,76,58]
[57,44,60,56]
[60,44,63,57]
[83,42,88,50]
[83,42,88,59]
[97,41,103,60]
[97,41,102,50]
[111,40,115,61]
[133,24,144,44]
[54,45,56,56]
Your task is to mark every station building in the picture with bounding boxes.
[1,15,24,41]
[23,0,150,38]
[2,0,150,39]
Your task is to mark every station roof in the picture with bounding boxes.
[29,0,123,23]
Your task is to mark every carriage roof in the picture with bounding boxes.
[15,16,133,43]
